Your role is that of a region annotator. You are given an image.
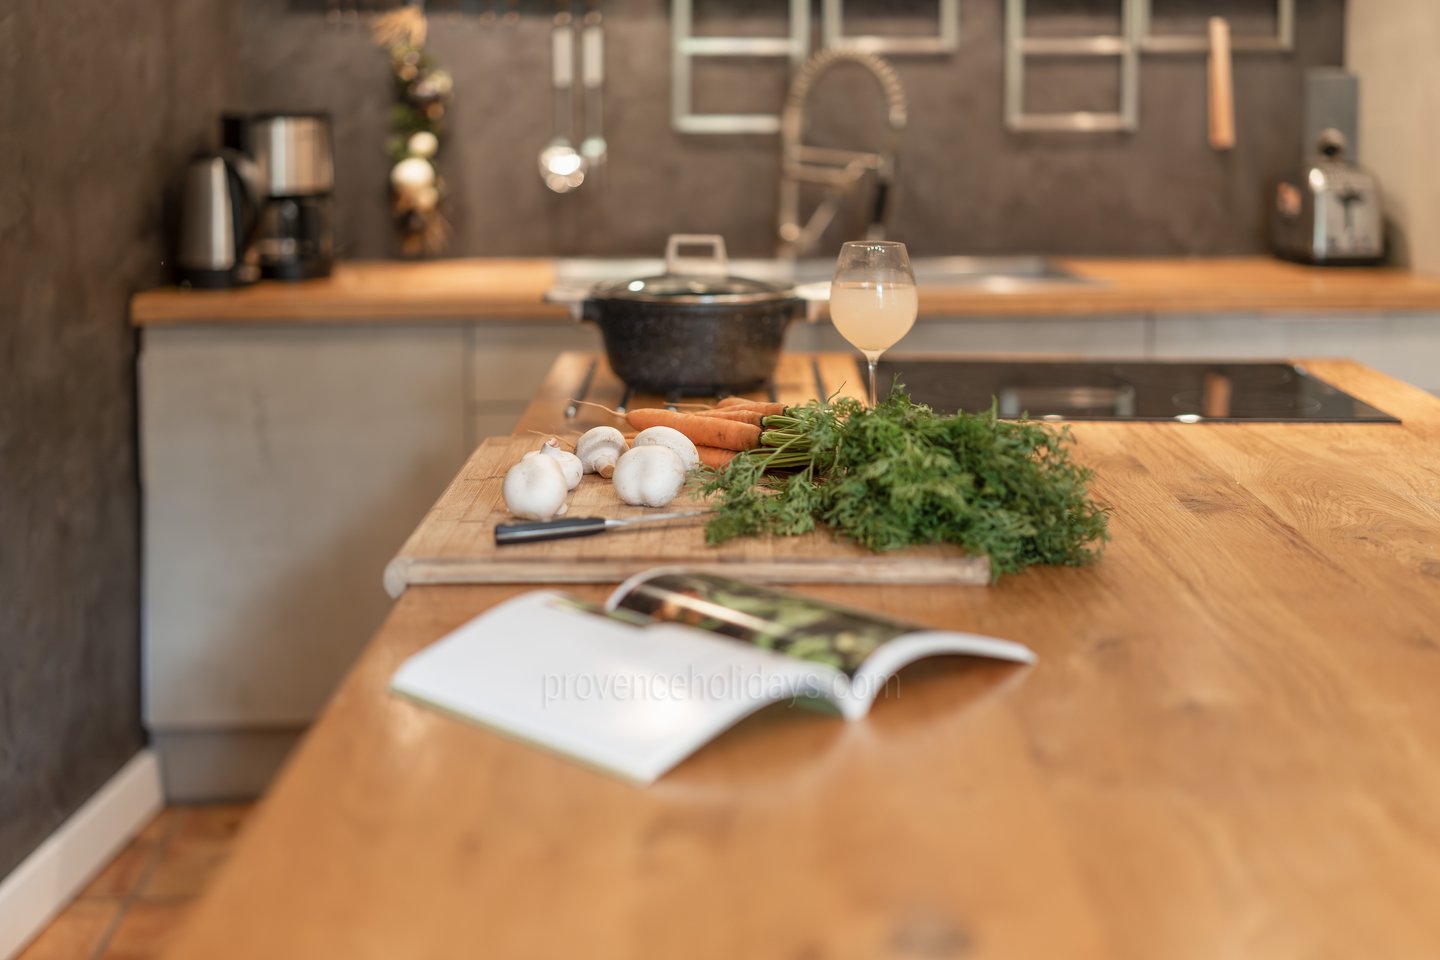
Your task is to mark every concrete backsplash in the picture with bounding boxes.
[237,0,1344,259]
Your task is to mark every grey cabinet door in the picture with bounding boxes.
[141,325,467,729]
[796,315,1149,358]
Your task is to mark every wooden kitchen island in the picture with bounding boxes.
[164,354,1440,960]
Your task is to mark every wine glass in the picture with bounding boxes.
[830,241,918,406]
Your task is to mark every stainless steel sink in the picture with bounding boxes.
[554,255,1098,293]
[792,255,1094,289]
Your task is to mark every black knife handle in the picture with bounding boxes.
[494,516,609,545]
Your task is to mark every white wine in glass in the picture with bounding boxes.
[830,241,918,406]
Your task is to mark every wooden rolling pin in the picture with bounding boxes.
[1208,17,1235,150]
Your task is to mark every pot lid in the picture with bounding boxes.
[588,234,798,305]
[590,271,796,305]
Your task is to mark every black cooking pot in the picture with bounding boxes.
[581,235,806,393]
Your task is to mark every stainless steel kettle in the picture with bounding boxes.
[176,149,262,288]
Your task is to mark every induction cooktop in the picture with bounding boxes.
[868,359,1400,423]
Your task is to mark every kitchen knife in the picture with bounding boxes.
[494,511,707,545]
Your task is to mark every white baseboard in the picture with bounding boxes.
[0,750,163,960]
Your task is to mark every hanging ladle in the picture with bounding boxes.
[579,0,607,173]
[539,0,586,193]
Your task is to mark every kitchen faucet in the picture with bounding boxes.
[776,49,908,260]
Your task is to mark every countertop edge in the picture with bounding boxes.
[130,257,1440,327]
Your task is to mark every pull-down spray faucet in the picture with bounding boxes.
[776,49,909,260]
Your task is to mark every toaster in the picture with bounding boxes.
[1273,130,1384,266]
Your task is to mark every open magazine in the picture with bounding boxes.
[390,569,1034,784]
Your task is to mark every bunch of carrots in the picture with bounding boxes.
[584,397,787,469]
[625,397,786,468]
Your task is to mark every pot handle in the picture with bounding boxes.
[664,234,728,278]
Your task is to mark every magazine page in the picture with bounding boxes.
[608,570,921,678]
[608,569,1036,718]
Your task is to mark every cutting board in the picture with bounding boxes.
[384,437,990,595]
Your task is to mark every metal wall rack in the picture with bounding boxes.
[1005,0,1294,133]
[1139,0,1294,53]
[821,0,960,56]
[670,0,810,135]
[672,0,963,135]
[1004,0,1142,133]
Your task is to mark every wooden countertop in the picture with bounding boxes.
[165,356,1440,960]
[131,256,1440,326]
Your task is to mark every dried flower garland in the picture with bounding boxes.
[373,6,453,256]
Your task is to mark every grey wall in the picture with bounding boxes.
[239,0,1344,259]
[1348,0,1440,273]
[0,0,233,878]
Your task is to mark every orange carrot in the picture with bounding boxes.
[717,397,787,416]
[625,408,762,450]
[695,445,739,469]
[695,408,766,426]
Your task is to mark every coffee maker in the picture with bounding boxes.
[223,113,335,280]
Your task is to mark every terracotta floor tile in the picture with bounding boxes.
[21,805,253,960]
[138,804,253,900]
[79,808,177,899]
[168,803,252,843]
[80,837,161,900]
[132,809,178,846]
[97,901,191,960]
[15,898,122,960]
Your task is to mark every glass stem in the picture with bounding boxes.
[865,353,880,407]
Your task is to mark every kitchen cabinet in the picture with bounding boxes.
[140,323,588,799]
[465,322,602,444]
[794,313,1150,357]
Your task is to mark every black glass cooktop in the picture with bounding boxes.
[868,359,1400,423]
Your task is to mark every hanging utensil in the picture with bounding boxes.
[1208,17,1236,151]
[579,0,608,172]
[495,511,708,546]
[539,0,587,193]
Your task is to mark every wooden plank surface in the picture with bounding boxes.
[130,259,567,325]
[165,356,1440,960]
[130,256,1440,326]
[384,435,991,592]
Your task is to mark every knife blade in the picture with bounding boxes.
[494,511,707,545]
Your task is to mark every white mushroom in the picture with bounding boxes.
[632,425,699,471]
[612,445,688,508]
[540,437,583,490]
[575,426,629,479]
[502,451,570,520]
